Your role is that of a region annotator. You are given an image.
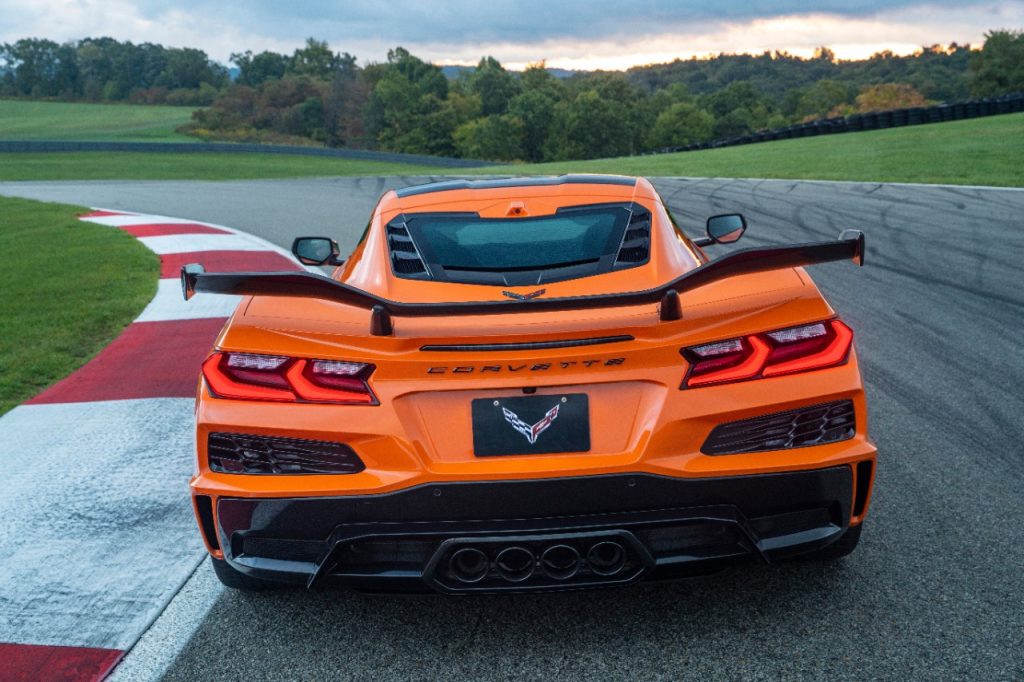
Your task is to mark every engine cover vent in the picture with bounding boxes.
[386,221,428,277]
[615,205,652,265]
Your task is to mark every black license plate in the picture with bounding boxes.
[472,394,590,456]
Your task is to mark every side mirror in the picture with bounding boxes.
[292,236,344,266]
[696,214,747,246]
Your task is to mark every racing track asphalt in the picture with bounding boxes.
[1,176,1022,680]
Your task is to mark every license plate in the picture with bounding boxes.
[472,394,590,456]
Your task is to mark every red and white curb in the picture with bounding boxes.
[0,210,301,681]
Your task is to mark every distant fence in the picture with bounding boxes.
[0,140,497,169]
[653,92,1024,155]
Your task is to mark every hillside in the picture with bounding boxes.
[0,100,195,142]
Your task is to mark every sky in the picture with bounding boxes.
[1,0,1022,70]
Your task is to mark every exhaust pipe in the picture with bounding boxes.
[540,544,581,580]
[586,541,626,576]
[495,546,535,582]
[449,547,489,583]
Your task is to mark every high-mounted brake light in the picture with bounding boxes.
[681,319,853,388]
[202,352,377,404]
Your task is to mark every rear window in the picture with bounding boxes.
[392,203,648,286]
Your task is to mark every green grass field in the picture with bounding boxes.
[471,113,1024,187]
[0,99,196,141]
[0,152,444,181]
[0,196,157,414]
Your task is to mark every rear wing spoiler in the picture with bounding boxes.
[181,229,864,336]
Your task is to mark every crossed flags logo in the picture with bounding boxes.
[502,404,560,444]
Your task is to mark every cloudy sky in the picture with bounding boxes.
[1,0,1022,69]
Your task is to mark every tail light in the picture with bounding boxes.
[682,320,853,388]
[202,352,377,404]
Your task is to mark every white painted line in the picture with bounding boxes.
[81,215,199,227]
[135,279,240,322]
[0,399,201,650]
[138,233,271,255]
[107,557,223,682]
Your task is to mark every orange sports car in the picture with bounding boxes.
[182,175,876,592]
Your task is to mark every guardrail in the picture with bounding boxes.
[655,92,1024,155]
[0,140,496,169]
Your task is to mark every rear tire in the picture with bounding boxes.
[211,557,281,591]
[804,523,862,561]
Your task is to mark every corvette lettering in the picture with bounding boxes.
[428,358,625,374]
[502,404,559,445]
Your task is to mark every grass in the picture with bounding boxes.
[0,99,197,141]
[0,111,1020,186]
[469,113,1024,187]
[0,196,157,414]
[0,152,444,181]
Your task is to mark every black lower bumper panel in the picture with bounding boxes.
[216,466,853,593]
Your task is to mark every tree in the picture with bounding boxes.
[365,47,451,153]
[792,79,853,120]
[508,90,556,162]
[158,47,226,90]
[322,63,369,147]
[546,90,635,160]
[232,50,289,86]
[3,38,78,97]
[289,38,354,80]
[468,56,521,116]
[854,83,929,112]
[969,30,1024,96]
[700,81,776,137]
[647,102,714,149]
[454,114,524,160]
[520,62,564,99]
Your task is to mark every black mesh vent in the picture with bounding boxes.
[387,222,428,276]
[615,206,651,264]
[702,400,855,455]
[392,253,427,274]
[208,433,365,474]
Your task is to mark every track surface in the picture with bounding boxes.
[2,177,1022,680]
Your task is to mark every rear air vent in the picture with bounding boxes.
[386,221,428,277]
[702,400,855,455]
[194,495,220,551]
[853,460,873,517]
[615,206,652,265]
[208,433,365,474]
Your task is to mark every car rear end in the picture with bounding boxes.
[189,177,876,592]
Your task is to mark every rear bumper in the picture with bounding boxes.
[211,465,859,593]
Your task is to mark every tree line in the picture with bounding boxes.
[0,37,228,104]
[2,31,1022,160]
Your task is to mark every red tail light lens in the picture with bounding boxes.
[685,336,771,387]
[202,352,377,404]
[763,320,853,377]
[682,319,853,388]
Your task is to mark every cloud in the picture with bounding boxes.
[0,0,1021,68]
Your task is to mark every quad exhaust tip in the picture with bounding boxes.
[449,547,489,583]
[540,544,582,580]
[447,539,630,585]
[495,546,535,582]
[587,541,627,576]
